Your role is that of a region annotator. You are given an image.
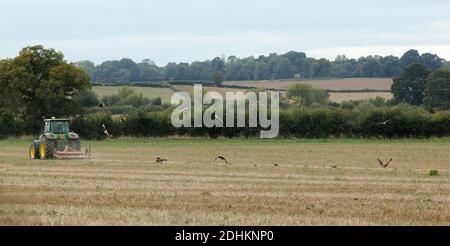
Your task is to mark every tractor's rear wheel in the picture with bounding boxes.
[39,137,56,159]
[29,140,40,159]
[68,138,81,151]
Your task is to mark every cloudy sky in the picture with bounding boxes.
[0,0,449,65]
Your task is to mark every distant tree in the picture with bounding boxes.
[273,56,294,79]
[283,51,307,76]
[129,67,141,81]
[379,56,402,77]
[212,72,224,86]
[357,56,381,77]
[424,69,450,110]
[118,58,137,69]
[400,49,422,69]
[391,63,430,105]
[211,57,225,73]
[75,60,96,80]
[142,59,155,65]
[138,62,162,81]
[331,56,357,77]
[164,62,179,80]
[0,45,91,134]
[421,53,445,70]
[286,84,329,106]
[311,58,332,78]
[227,55,238,64]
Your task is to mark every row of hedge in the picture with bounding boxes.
[76,106,450,139]
[1,106,450,139]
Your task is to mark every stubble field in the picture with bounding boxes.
[224,78,393,90]
[1,138,448,225]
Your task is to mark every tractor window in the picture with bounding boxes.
[44,122,50,133]
[50,121,69,134]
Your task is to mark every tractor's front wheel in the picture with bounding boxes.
[29,140,40,159]
[39,137,55,160]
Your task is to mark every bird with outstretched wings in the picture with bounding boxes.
[377,158,392,168]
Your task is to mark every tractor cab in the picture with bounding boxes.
[44,118,70,134]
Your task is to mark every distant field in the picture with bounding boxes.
[92,86,174,103]
[0,139,449,225]
[92,78,394,105]
[224,78,393,90]
[174,85,248,97]
[329,92,393,103]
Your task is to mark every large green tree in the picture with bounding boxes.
[391,63,430,106]
[424,69,450,110]
[0,45,91,134]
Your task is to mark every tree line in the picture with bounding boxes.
[76,50,446,84]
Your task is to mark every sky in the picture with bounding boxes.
[0,0,449,65]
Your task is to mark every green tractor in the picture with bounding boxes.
[29,118,90,160]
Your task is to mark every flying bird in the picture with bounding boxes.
[155,157,167,163]
[102,124,111,138]
[376,120,391,126]
[214,155,228,164]
[102,124,116,138]
[377,158,392,168]
[274,163,279,167]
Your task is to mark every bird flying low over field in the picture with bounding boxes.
[376,120,392,126]
[214,155,228,164]
[102,124,111,138]
[155,157,167,163]
[102,124,116,138]
[377,159,392,168]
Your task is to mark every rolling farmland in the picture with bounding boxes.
[92,78,394,104]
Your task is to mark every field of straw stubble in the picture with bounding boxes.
[0,138,449,225]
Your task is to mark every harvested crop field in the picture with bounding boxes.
[224,78,393,90]
[173,85,248,97]
[1,139,449,226]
